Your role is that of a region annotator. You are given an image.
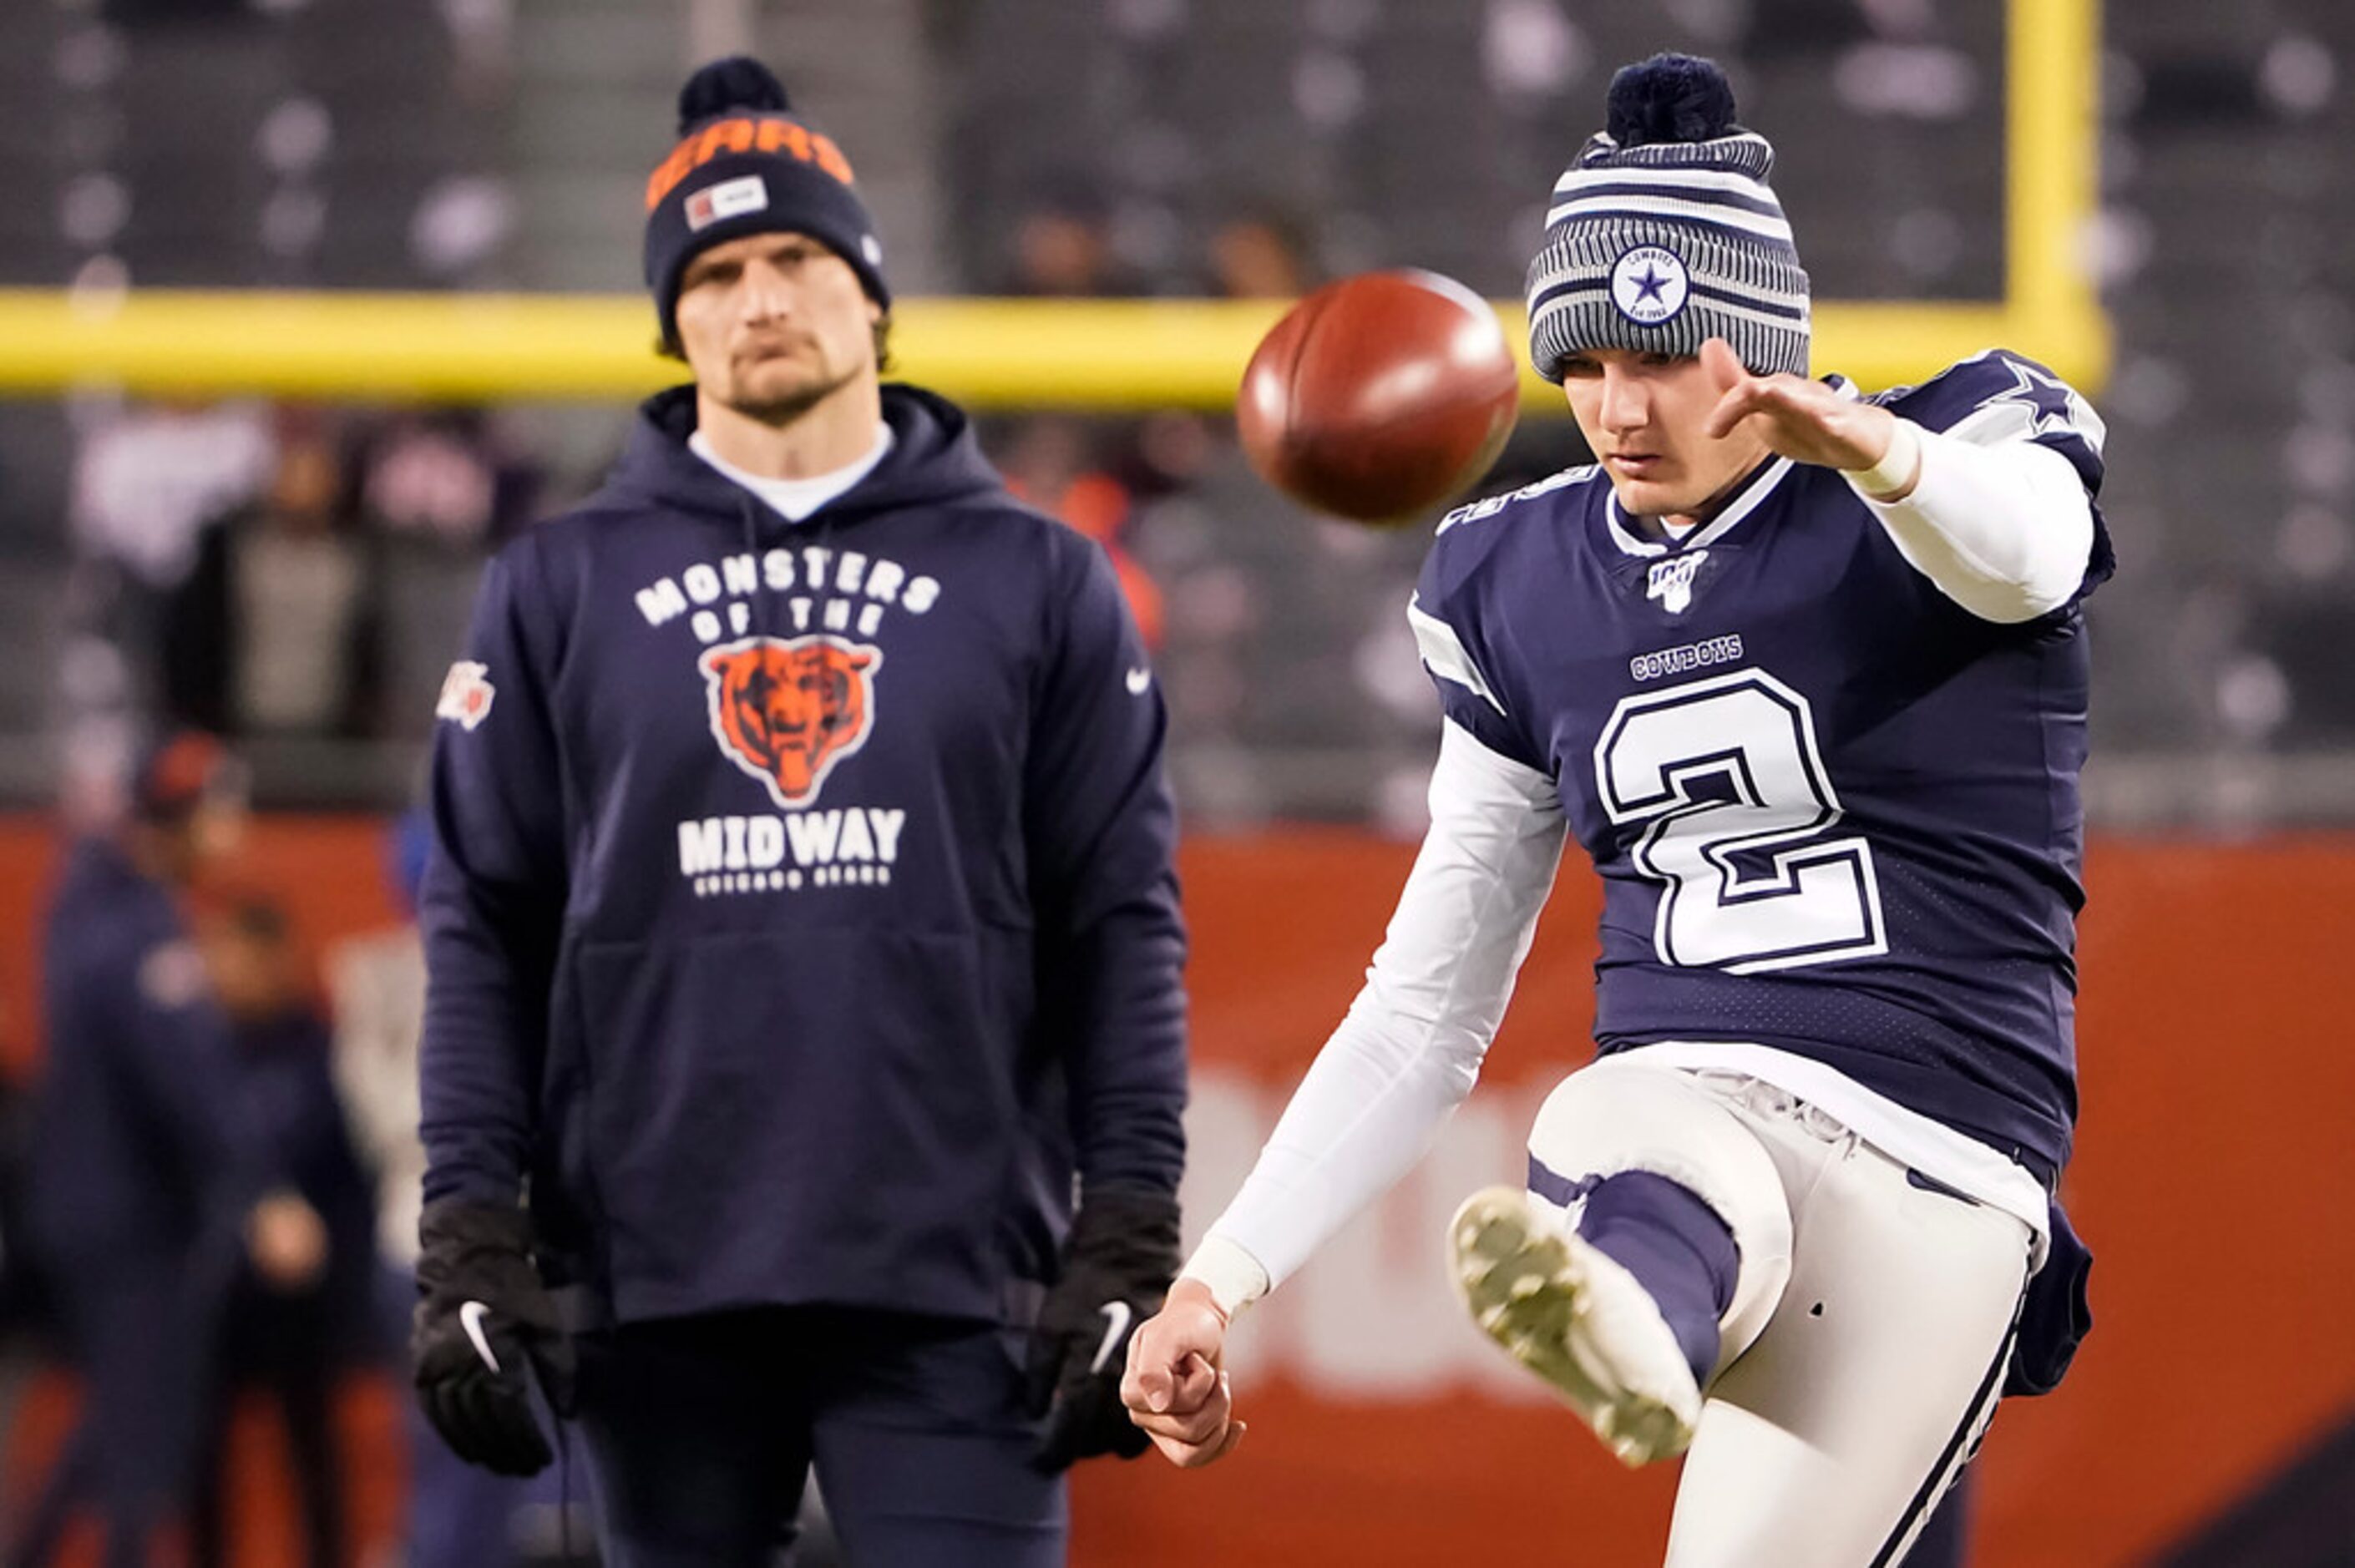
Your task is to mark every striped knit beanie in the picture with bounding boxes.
[1524,54,1810,382]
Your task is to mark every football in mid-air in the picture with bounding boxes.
[1237,270,1522,526]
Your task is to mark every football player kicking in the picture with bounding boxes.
[413,55,1187,1567]
[1124,53,2105,1567]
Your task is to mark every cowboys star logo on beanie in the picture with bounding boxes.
[643,56,889,348]
[1525,53,1811,382]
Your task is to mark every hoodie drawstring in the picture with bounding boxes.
[738,493,769,643]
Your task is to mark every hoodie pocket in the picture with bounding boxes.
[571,925,1026,1318]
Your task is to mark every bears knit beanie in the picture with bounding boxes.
[643,56,889,348]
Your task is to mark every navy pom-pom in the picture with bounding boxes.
[677,56,791,133]
[1606,53,1738,147]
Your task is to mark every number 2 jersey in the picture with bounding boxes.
[1413,351,2113,1184]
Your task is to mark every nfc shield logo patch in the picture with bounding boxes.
[436,661,496,730]
[685,175,770,232]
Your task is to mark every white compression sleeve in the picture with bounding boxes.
[1186,720,1568,1302]
[1847,421,2095,624]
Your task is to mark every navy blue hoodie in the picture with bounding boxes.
[419,383,1188,1328]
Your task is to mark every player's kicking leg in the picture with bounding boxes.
[1451,1056,2029,1565]
[1453,1055,1794,1465]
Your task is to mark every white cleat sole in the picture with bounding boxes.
[1450,1186,1703,1468]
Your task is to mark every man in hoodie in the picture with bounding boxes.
[413,57,1186,1567]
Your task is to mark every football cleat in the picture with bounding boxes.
[1449,1186,1704,1467]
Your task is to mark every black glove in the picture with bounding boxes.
[412,1198,575,1477]
[1026,1186,1181,1472]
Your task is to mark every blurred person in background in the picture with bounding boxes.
[991,180,1168,550]
[14,732,325,1568]
[0,984,47,1481]
[411,57,1185,1567]
[1000,180,1138,300]
[358,410,541,557]
[354,411,542,749]
[1203,207,1317,301]
[69,402,275,616]
[160,412,379,741]
[190,897,374,1568]
[1000,417,1164,650]
[330,816,589,1568]
[59,403,276,770]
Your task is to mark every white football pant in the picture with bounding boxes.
[1526,1055,2033,1568]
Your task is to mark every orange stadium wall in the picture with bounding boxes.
[2,817,2351,1567]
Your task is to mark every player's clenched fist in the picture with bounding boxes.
[1120,1279,1247,1467]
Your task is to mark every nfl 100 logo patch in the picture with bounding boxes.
[1646,550,1709,614]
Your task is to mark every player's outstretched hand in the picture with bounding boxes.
[1699,336,1911,485]
[1121,1279,1247,1468]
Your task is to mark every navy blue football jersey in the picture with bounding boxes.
[1413,351,2112,1181]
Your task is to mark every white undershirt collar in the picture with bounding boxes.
[1605,453,1794,558]
[689,421,894,524]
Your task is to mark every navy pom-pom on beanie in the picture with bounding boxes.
[1605,53,1740,147]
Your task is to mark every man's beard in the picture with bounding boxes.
[722,352,861,426]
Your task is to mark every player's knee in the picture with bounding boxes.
[1526,1056,1794,1360]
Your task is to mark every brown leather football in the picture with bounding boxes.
[1237,270,1523,526]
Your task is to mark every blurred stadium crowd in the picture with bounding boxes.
[0,0,2349,1562]
[0,0,2351,826]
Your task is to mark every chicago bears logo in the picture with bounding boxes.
[697,635,883,809]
